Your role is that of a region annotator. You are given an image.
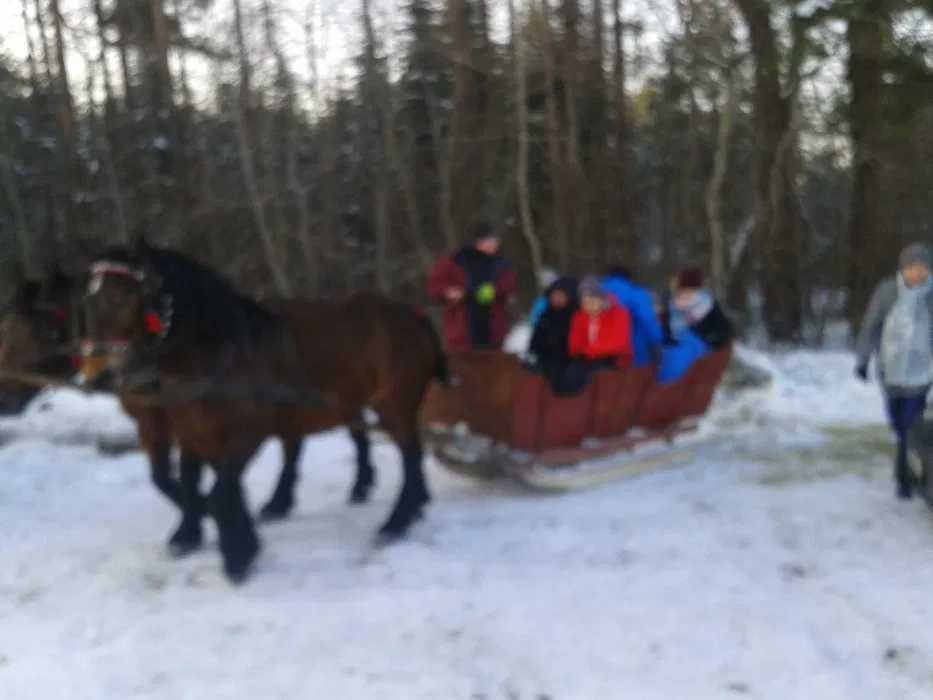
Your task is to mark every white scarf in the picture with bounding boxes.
[677,290,714,326]
[880,275,933,388]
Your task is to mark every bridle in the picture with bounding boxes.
[84,259,175,356]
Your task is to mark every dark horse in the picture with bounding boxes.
[81,242,446,581]
[0,272,75,413]
[0,271,212,553]
[0,270,385,560]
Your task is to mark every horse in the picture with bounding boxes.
[0,271,209,553]
[0,273,75,414]
[0,270,384,559]
[80,241,446,581]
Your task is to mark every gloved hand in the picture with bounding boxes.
[474,282,496,305]
[855,364,868,382]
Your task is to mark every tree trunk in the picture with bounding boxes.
[705,64,738,301]
[611,0,635,263]
[845,1,890,328]
[361,0,390,291]
[540,0,569,268]
[732,0,803,342]
[232,0,291,295]
[515,1,544,278]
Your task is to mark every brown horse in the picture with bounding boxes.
[0,273,76,413]
[0,271,383,559]
[0,271,210,553]
[81,242,446,581]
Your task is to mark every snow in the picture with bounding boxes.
[2,347,933,699]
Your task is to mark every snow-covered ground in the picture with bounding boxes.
[2,348,933,700]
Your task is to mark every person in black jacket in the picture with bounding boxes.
[528,277,578,388]
[673,267,733,349]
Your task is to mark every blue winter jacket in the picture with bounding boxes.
[658,329,709,384]
[602,276,664,367]
[529,296,548,327]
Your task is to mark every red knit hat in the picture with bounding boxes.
[677,267,704,290]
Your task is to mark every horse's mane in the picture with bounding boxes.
[97,244,280,348]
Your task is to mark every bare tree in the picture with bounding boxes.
[732,0,804,341]
[231,0,292,295]
[514,0,544,277]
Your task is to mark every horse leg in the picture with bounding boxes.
[260,436,303,521]
[348,426,376,505]
[378,428,430,539]
[209,464,260,583]
[147,440,182,509]
[168,450,205,557]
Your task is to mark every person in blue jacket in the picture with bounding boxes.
[601,266,664,368]
[657,267,733,383]
[529,268,559,327]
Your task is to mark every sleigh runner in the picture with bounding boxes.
[422,345,732,490]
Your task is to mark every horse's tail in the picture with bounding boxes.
[416,310,450,386]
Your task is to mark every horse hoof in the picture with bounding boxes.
[222,542,260,584]
[348,489,370,505]
[168,537,202,559]
[167,525,202,558]
[377,516,412,542]
[259,500,293,522]
[224,563,254,585]
[373,529,402,549]
[897,482,913,500]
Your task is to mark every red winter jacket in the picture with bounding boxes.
[427,251,517,351]
[569,304,633,365]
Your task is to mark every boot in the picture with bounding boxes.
[896,442,913,501]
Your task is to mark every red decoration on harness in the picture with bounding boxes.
[52,307,67,324]
[69,355,82,371]
[144,311,164,335]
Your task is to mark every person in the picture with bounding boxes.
[427,223,518,350]
[528,267,560,328]
[528,276,578,389]
[659,274,687,345]
[672,267,733,349]
[554,276,633,394]
[855,243,933,500]
[602,265,664,367]
[657,267,733,383]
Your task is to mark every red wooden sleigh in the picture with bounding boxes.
[422,346,733,489]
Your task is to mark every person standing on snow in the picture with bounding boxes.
[856,243,933,500]
[427,223,518,350]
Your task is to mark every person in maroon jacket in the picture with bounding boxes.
[427,223,518,350]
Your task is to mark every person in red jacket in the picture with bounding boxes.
[427,223,518,350]
[551,276,633,395]
[569,276,634,366]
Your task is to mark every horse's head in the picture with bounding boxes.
[80,243,168,388]
[0,272,75,412]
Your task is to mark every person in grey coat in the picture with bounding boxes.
[855,243,933,499]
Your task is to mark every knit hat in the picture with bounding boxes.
[470,221,498,242]
[578,275,605,299]
[899,243,931,270]
[677,267,704,290]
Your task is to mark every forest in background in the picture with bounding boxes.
[1,0,933,343]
